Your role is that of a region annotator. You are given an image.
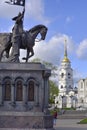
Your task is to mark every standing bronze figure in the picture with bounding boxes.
[0,0,48,62]
[10,8,25,62]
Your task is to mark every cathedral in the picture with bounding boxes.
[77,79,87,108]
[55,40,78,108]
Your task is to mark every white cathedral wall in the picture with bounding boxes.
[59,74,73,89]
[66,96,72,108]
[56,41,77,109]
[77,79,87,108]
[84,79,87,98]
[55,94,77,109]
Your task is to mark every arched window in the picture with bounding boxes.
[61,73,64,78]
[4,80,11,101]
[61,85,63,89]
[68,73,71,79]
[62,96,67,108]
[69,85,72,89]
[81,82,83,88]
[16,80,23,101]
[28,81,34,101]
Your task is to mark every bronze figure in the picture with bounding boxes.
[10,8,25,62]
[0,25,48,62]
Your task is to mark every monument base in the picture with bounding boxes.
[0,62,53,129]
[0,111,53,129]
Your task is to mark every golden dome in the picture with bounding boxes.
[62,56,70,63]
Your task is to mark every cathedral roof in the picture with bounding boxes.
[62,55,70,63]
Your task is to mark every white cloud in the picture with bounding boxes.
[19,34,75,65]
[0,0,50,24]
[76,39,87,60]
[73,68,84,84]
[26,0,44,19]
[19,33,84,85]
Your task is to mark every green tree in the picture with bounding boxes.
[49,80,59,104]
[31,58,58,77]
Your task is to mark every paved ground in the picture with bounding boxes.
[54,119,87,130]
[55,128,87,130]
[0,119,87,130]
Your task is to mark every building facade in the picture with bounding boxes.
[0,62,53,128]
[0,63,51,111]
[77,78,87,108]
[55,40,77,108]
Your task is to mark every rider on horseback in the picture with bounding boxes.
[10,8,25,62]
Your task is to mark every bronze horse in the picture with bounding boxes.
[0,24,48,62]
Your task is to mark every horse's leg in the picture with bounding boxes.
[25,49,29,62]
[22,48,34,62]
[22,49,30,62]
[5,42,12,58]
[5,50,9,58]
[28,47,34,59]
[25,48,34,62]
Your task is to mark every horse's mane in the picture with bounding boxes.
[28,24,47,33]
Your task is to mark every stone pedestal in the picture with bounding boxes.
[0,111,53,129]
[0,62,53,129]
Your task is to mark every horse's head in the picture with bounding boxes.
[40,26,48,40]
[28,24,48,42]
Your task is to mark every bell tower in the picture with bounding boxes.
[58,39,73,96]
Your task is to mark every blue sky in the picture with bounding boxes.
[0,0,87,83]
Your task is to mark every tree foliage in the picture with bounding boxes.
[31,58,58,77]
[49,80,59,104]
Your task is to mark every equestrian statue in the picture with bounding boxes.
[0,1,48,62]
